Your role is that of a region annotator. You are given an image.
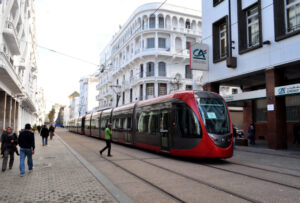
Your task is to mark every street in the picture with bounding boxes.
[58,128,300,203]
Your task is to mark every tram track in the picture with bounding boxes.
[235,148,300,159]
[106,148,260,203]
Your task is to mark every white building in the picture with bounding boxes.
[202,0,300,149]
[79,74,98,116]
[68,91,80,119]
[0,0,40,134]
[97,3,202,109]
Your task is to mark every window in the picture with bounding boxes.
[185,65,192,79]
[137,110,160,135]
[247,6,260,47]
[140,84,143,100]
[186,41,191,50]
[138,112,150,133]
[146,83,155,98]
[127,117,132,129]
[122,92,125,105]
[140,64,144,78]
[286,94,300,121]
[255,99,267,122]
[238,1,262,53]
[286,0,300,32]
[213,17,228,62]
[274,0,300,41]
[175,103,201,138]
[186,85,192,90]
[146,62,155,77]
[219,23,227,58]
[130,88,133,103]
[158,62,166,76]
[232,88,238,94]
[185,20,191,29]
[158,38,166,48]
[149,16,156,28]
[147,38,155,49]
[130,70,133,79]
[213,0,224,7]
[159,16,164,28]
[158,83,167,96]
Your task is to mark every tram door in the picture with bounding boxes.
[160,110,170,151]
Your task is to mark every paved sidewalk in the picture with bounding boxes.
[0,132,117,203]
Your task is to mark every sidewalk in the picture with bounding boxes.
[0,132,117,203]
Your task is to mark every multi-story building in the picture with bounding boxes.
[0,0,40,134]
[68,91,80,119]
[97,3,202,109]
[202,0,300,149]
[79,74,98,116]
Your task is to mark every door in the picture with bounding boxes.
[160,110,170,151]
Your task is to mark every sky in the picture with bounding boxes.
[35,0,201,112]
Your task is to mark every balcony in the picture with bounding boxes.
[2,21,20,55]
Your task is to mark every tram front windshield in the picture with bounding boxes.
[195,93,230,135]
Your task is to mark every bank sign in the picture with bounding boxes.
[275,84,300,96]
[190,43,209,71]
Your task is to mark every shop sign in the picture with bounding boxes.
[223,89,266,102]
[190,43,209,71]
[275,84,300,96]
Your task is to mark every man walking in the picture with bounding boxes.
[1,127,18,172]
[49,125,55,140]
[40,125,49,146]
[18,124,35,177]
[100,123,112,157]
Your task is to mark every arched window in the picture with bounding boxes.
[159,16,164,28]
[185,20,191,29]
[146,62,155,77]
[149,15,156,29]
[158,62,166,76]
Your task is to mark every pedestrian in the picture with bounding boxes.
[247,123,255,145]
[1,127,18,172]
[40,125,49,146]
[49,125,55,140]
[233,125,237,148]
[37,125,41,134]
[99,123,112,157]
[18,124,35,176]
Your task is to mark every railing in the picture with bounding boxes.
[5,21,18,39]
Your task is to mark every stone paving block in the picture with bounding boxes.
[0,132,117,203]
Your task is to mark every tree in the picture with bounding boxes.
[48,108,56,122]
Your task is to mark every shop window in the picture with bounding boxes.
[286,95,300,121]
[255,99,267,122]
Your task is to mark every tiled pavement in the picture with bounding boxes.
[0,132,117,203]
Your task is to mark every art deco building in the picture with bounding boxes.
[97,3,202,109]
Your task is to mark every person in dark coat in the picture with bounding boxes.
[18,124,35,176]
[49,125,55,140]
[37,125,41,134]
[40,125,49,146]
[248,123,255,145]
[1,126,18,172]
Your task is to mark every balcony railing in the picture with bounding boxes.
[2,21,20,55]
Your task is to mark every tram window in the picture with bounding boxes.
[101,118,108,129]
[138,112,150,133]
[127,117,132,129]
[120,118,124,129]
[149,111,159,135]
[175,104,201,138]
[160,110,169,130]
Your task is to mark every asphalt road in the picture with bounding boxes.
[57,128,300,203]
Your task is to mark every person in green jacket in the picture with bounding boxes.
[100,123,112,157]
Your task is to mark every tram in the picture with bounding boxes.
[68,91,233,158]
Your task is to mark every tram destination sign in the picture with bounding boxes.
[190,43,209,71]
[275,84,300,96]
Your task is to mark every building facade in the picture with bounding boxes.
[68,91,80,119]
[0,0,40,134]
[79,74,98,116]
[97,3,202,110]
[202,0,300,149]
